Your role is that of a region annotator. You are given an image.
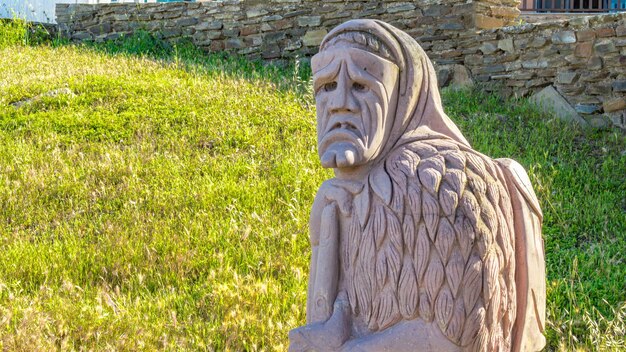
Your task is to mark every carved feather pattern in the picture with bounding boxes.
[446,298,466,343]
[391,183,405,215]
[425,254,444,303]
[439,186,458,217]
[354,220,376,317]
[475,223,491,258]
[495,205,512,267]
[387,163,406,215]
[418,168,442,195]
[376,250,388,288]
[345,215,360,313]
[355,269,371,319]
[386,209,404,258]
[371,166,392,204]
[346,139,516,351]
[415,223,430,281]
[407,141,438,158]
[483,250,500,303]
[445,169,467,199]
[484,157,499,180]
[421,155,445,177]
[384,242,402,290]
[396,150,420,179]
[428,138,459,152]
[480,197,498,236]
[403,213,416,257]
[443,150,466,170]
[463,254,483,312]
[468,172,487,196]
[398,258,419,319]
[422,190,440,241]
[487,280,502,328]
[435,286,454,330]
[407,183,422,225]
[446,248,465,298]
[354,187,370,228]
[472,326,489,351]
[461,302,486,346]
[375,286,400,330]
[388,157,408,189]
[435,218,455,264]
[348,274,359,315]
[348,215,361,268]
[372,205,386,249]
[486,181,500,206]
[455,215,474,261]
[466,152,487,179]
[460,192,480,225]
[419,292,433,321]
[501,277,514,343]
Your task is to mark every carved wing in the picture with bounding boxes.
[345,138,518,351]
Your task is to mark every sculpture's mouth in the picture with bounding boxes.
[320,128,363,151]
[330,121,359,134]
[324,115,363,141]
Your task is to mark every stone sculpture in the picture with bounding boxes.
[289,19,546,352]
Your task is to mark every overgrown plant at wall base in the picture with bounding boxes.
[0,18,54,48]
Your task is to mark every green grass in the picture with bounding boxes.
[1,21,625,351]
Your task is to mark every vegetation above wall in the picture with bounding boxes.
[1,22,626,351]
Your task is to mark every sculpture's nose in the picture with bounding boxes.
[327,71,359,115]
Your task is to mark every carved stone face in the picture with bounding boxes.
[312,47,399,171]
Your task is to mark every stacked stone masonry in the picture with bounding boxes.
[56,1,626,129]
[461,13,626,128]
[56,0,512,60]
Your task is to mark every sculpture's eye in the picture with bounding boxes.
[353,82,366,92]
[324,82,337,92]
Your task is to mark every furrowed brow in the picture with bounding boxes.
[346,60,389,101]
[313,60,341,92]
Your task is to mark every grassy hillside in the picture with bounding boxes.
[1,22,625,351]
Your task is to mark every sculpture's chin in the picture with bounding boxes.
[320,143,361,169]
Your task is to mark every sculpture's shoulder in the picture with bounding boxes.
[389,138,514,211]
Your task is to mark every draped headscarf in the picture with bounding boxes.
[316,19,470,162]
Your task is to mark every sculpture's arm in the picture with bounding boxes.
[311,202,340,323]
[306,188,329,324]
[306,179,364,324]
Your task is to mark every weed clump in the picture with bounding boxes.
[0,18,53,48]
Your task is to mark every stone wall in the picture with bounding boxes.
[458,13,626,128]
[55,2,626,129]
[55,0,517,62]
